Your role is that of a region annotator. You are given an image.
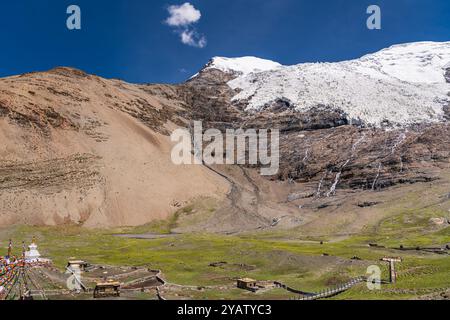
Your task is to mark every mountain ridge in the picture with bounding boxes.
[0,41,449,232]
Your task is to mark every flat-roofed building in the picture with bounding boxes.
[93,281,121,299]
[237,278,258,292]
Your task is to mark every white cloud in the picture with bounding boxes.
[165,2,207,48]
[166,3,201,27]
[180,29,207,48]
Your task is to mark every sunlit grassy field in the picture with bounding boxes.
[1,207,448,300]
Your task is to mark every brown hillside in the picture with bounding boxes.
[0,68,228,227]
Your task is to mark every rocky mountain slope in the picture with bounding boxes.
[0,41,449,232]
[0,68,227,227]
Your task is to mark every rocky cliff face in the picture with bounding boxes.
[183,70,450,195]
[445,65,450,83]
[182,42,450,196]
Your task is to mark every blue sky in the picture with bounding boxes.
[1,0,449,83]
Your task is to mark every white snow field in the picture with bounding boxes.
[206,56,282,76]
[209,42,450,127]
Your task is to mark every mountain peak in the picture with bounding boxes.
[205,56,282,75]
[48,66,90,78]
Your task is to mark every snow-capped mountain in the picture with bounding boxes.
[205,42,450,127]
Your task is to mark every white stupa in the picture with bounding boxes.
[25,241,41,263]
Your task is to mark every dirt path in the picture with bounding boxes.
[199,164,286,233]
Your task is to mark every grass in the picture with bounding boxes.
[1,187,449,300]
[115,197,219,235]
[1,218,448,299]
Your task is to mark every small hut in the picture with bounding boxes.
[67,260,89,272]
[237,278,258,292]
[93,281,121,299]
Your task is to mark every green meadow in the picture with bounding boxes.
[1,205,448,300]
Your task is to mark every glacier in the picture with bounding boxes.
[207,42,450,127]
